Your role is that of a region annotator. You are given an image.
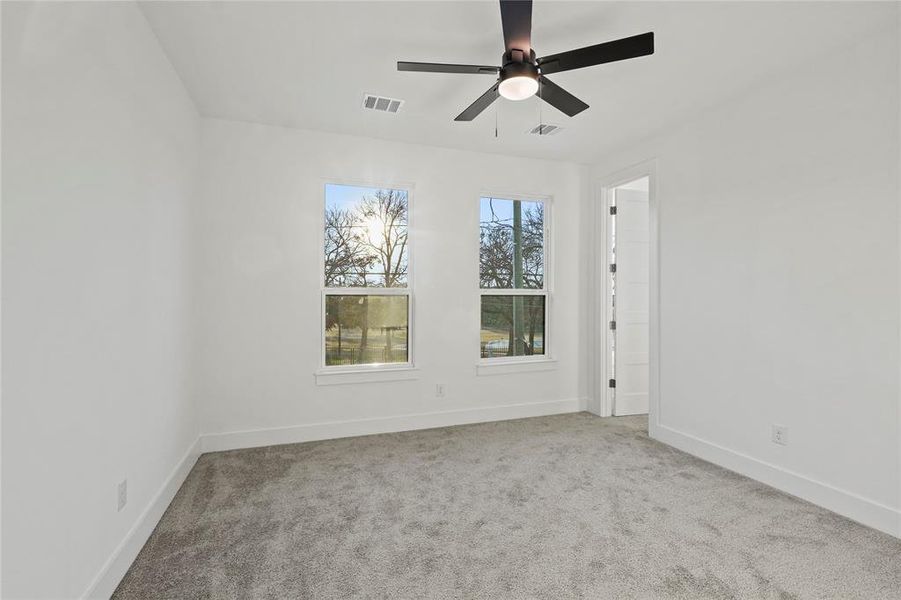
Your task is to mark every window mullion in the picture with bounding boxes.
[479,288,546,296]
[324,287,409,296]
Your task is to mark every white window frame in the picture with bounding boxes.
[316,179,416,382]
[477,192,554,373]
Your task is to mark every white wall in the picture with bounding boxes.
[592,16,901,535]
[1,2,200,598]
[193,118,587,447]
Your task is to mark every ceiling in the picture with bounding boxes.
[139,1,890,164]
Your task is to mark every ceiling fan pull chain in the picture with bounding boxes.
[495,101,498,139]
[539,83,543,134]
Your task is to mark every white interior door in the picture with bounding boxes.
[613,187,649,415]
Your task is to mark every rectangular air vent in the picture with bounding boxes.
[527,123,562,136]
[362,93,403,114]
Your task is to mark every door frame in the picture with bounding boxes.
[593,160,660,426]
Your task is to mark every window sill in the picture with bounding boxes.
[476,358,557,376]
[315,365,420,386]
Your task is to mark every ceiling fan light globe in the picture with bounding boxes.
[498,76,539,101]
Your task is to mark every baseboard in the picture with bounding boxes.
[82,437,202,599]
[201,397,585,453]
[652,423,901,539]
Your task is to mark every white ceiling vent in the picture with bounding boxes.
[527,124,563,136]
[362,93,403,114]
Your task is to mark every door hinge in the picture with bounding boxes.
[609,320,616,331]
[608,379,616,388]
[609,263,616,273]
[609,206,617,215]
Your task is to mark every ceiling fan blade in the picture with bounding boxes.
[537,32,654,75]
[538,76,589,117]
[500,0,532,53]
[454,83,500,121]
[398,61,500,75]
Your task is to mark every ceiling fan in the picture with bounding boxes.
[397,0,654,121]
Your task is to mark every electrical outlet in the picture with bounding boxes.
[117,479,128,512]
[771,425,788,446]
[436,383,446,398]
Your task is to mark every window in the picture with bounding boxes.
[479,196,548,360]
[322,183,410,368]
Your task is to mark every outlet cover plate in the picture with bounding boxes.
[771,425,788,446]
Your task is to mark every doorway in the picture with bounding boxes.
[607,176,650,415]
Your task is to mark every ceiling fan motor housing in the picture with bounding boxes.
[500,61,539,84]
[501,48,539,81]
[498,49,540,101]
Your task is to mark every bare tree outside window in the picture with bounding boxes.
[324,206,372,287]
[358,189,408,288]
[480,198,544,289]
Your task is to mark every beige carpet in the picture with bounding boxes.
[113,413,901,599]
